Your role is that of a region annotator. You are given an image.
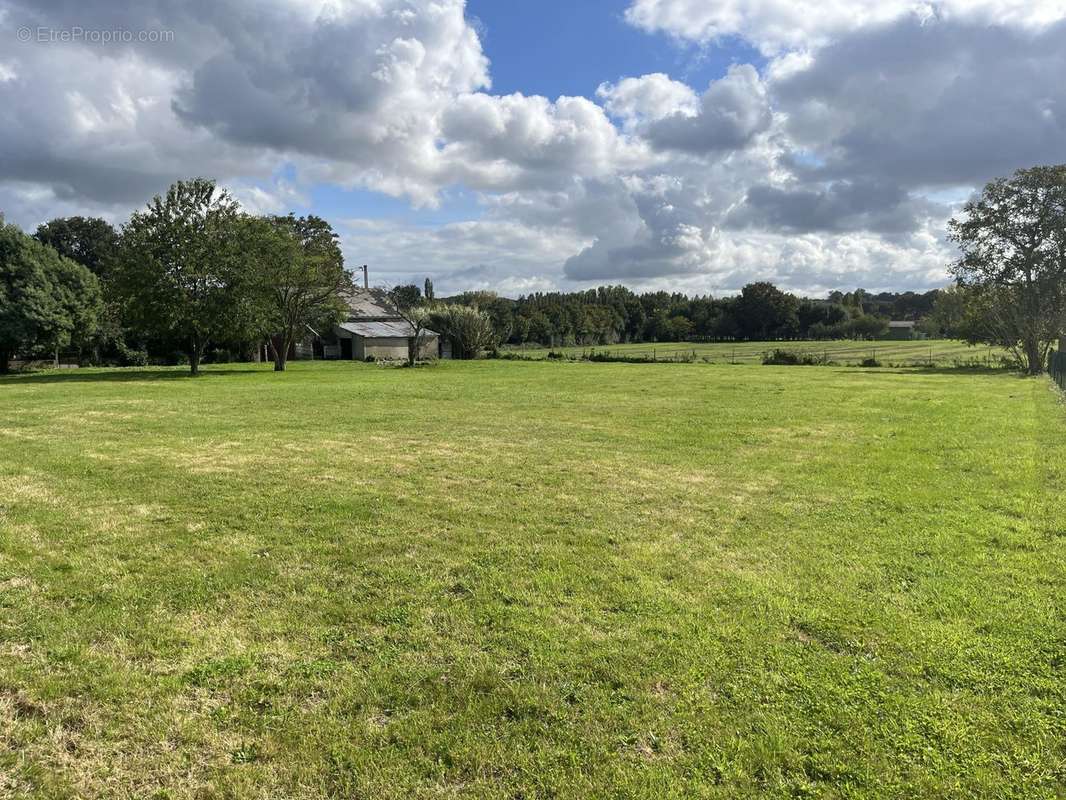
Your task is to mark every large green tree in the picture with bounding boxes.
[0,223,101,372]
[949,165,1066,374]
[35,216,128,363]
[34,217,119,279]
[243,214,351,371]
[730,282,800,341]
[113,179,256,375]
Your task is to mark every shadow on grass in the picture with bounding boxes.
[0,367,266,385]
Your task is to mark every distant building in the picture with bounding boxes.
[293,288,441,361]
[885,320,917,340]
[333,288,440,361]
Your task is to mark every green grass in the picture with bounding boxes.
[1,360,1064,798]
[504,339,1011,366]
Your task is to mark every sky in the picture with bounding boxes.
[1,1,1065,297]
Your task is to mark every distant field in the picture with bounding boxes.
[1,361,1064,798]
[504,339,1012,366]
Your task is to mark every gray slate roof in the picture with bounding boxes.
[340,288,402,319]
[337,320,438,338]
[335,288,437,339]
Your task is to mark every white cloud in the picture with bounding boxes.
[597,73,699,127]
[597,66,772,157]
[231,179,308,216]
[0,0,491,213]
[0,0,1058,297]
[643,64,771,154]
[624,0,1066,53]
[436,92,651,192]
[770,18,1066,189]
[338,216,587,294]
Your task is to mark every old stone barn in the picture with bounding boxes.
[295,288,442,361]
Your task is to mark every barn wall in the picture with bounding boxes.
[419,336,439,359]
[351,335,441,360]
[362,337,409,360]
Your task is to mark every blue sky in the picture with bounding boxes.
[3,0,1064,294]
[306,1,766,237]
[466,0,763,99]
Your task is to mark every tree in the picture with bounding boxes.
[35,217,127,364]
[244,214,350,372]
[112,178,253,376]
[732,282,800,340]
[424,277,435,301]
[940,283,1036,366]
[390,284,422,311]
[797,300,848,337]
[34,217,119,279]
[928,286,970,338]
[401,304,436,366]
[387,286,435,366]
[949,165,1066,374]
[846,314,889,340]
[0,223,101,372]
[427,304,496,359]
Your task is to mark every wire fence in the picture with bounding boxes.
[506,343,1014,368]
[1051,350,1066,391]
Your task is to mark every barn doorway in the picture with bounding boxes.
[340,338,353,360]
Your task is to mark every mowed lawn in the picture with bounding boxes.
[505,339,1008,367]
[1,361,1064,798]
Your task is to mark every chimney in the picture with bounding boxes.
[361,265,369,289]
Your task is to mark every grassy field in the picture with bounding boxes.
[503,339,1011,366]
[1,360,1064,798]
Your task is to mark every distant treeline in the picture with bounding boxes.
[392,283,943,347]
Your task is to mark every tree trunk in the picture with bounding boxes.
[189,335,203,376]
[1024,336,1043,375]
[270,334,288,372]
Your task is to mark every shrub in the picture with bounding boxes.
[762,349,828,366]
[116,341,149,367]
[859,357,882,368]
[427,304,497,359]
